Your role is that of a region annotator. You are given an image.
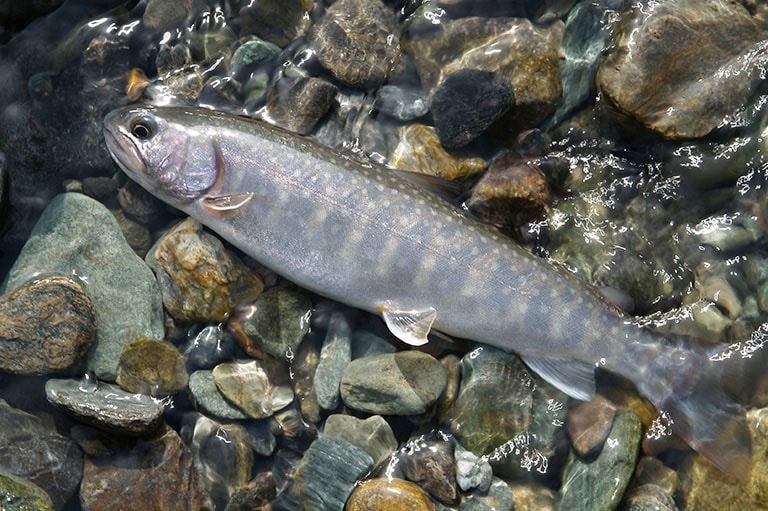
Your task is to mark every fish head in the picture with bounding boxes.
[103,105,219,207]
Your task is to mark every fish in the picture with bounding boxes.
[103,105,752,478]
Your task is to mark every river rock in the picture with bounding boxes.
[191,415,254,510]
[0,275,95,375]
[455,444,492,493]
[0,470,53,511]
[224,471,276,511]
[80,426,213,511]
[509,483,557,511]
[459,477,513,511]
[324,414,397,468]
[398,434,458,504]
[314,312,352,411]
[558,409,642,511]
[430,68,514,148]
[189,369,248,420]
[212,359,294,419]
[596,0,768,139]
[230,39,282,79]
[351,330,397,359]
[630,456,679,497]
[308,0,400,89]
[389,124,486,180]
[142,0,206,33]
[45,378,165,437]
[116,177,166,225]
[448,347,567,479]
[340,350,447,415]
[292,436,374,511]
[623,484,678,511]
[374,85,430,122]
[116,336,188,396]
[148,217,263,323]
[267,76,338,135]
[2,193,165,381]
[291,333,322,422]
[346,478,437,511]
[567,394,617,457]
[238,0,312,46]
[183,324,238,371]
[0,399,82,510]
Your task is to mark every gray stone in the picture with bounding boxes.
[558,410,642,511]
[267,75,338,135]
[351,330,398,359]
[238,0,312,46]
[374,85,430,122]
[455,445,492,493]
[340,351,447,415]
[459,477,513,511]
[0,471,53,511]
[315,312,352,411]
[212,359,294,419]
[45,378,165,437]
[293,436,374,511]
[188,370,249,420]
[323,414,398,468]
[2,193,164,381]
[0,399,82,510]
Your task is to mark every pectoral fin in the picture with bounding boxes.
[203,192,254,212]
[379,306,437,346]
[523,355,596,401]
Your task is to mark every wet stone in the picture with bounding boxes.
[431,68,514,148]
[231,285,312,359]
[184,324,238,371]
[0,275,95,375]
[266,76,337,135]
[230,39,282,78]
[291,333,322,422]
[558,409,642,511]
[374,84,429,122]
[80,426,213,511]
[567,394,617,457]
[117,177,166,224]
[390,124,486,180]
[340,350,447,415]
[509,483,557,511]
[323,414,398,468]
[398,434,458,504]
[45,378,165,437]
[109,208,152,258]
[142,0,207,33]
[116,336,188,396]
[314,312,352,411]
[346,478,437,511]
[148,217,264,323]
[455,444,492,493]
[81,176,117,200]
[0,399,82,510]
[2,193,164,381]
[308,0,400,89]
[238,0,312,47]
[351,330,397,359]
[623,484,678,511]
[0,471,53,511]
[191,415,254,510]
[631,456,679,498]
[188,369,248,420]
[460,477,513,511]
[224,471,277,511]
[292,436,374,511]
[212,359,294,419]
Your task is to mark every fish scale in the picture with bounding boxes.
[104,105,752,478]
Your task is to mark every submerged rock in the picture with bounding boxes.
[374,85,430,121]
[238,0,312,47]
[324,414,397,468]
[459,477,514,511]
[224,471,277,511]
[397,434,458,504]
[2,193,164,381]
[567,395,617,457]
[212,359,294,419]
[0,275,95,374]
[266,76,337,135]
[188,369,248,420]
[346,478,437,511]
[623,484,678,511]
[116,336,188,396]
[389,124,486,179]
[314,311,352,411]
[0,470,53,511]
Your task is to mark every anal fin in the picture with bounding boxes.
[523,355,596,401]
[379,306,437,347]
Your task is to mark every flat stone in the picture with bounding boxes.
[80,426,213,511]
[2,193,165,381]
[0,275,95,374]
[116,336,188,396]
[323,414,398,468]
[188,370,249,420]
[212,359,294,419]
[346,478,437,511]
[314,312,352,411]
[0,399,82,510]
[45,378,165,437]
[389,124,486,180]
[340,351,447,415]
[148,217,263,323]
[0,470,53,511]
[567,394,617,457]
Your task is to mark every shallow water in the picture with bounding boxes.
[2,0,768,509]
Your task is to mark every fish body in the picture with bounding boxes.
[104,105,750,477]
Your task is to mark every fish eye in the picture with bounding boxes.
[130,116,156,140]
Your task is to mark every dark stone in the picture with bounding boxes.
[431,68,514,148]
[267,76,338,135]
[399,435,458,504]
[82,176,117,200]
[624,484,678,511]
[239,0,313,46]
[567,395,617,457]
[0,275,95,374]
[224,472,277,511]
[117,177,167,224]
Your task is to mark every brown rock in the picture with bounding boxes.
[400,438,458,504]
[346,478,437,511]
[389,124,486,180]
[116,336,189,396]
[0,275,95,374]
[239,0,312,47]
[80,426,214,511]
[509,483,557,511]
[224,471,276,511]
[567,395,617,457]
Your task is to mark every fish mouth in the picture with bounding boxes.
[103,110,146,178]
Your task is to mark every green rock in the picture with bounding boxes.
[231,39,282,76]
[314,312,352,411]
[239,285,312,359]
[558,410,642,511]
[459,478,513,511]
[340,351,447,415]
[2,193,164,381]
[0,471,53,511]
[323,414,397,468]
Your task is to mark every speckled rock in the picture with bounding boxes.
[374,85,429,121]
[45,378,165,437]
[191,415,254,510]
[455,444,492,493]
[509,483,557,511]
[291,333,322,422]
[448,347,567,478]
[238,0,312,46]
[460,477,513,511]
[148,217,263,323]
[398,434,458,504]
[0,399,82,510]
[292,436,373,511]
[0,471,53,511]
[323,414,397,468]
[390,124,486,180]
[558,409,642,511]
[142,0,206,33]
[267,76,337,135]
[308,0,400,89]
[224,471,276,511]
[212,359,294,419]
[340,350,447,415]
[2,193,165,381]
[189,369,249,420]
[346,478,437,511]
[567,394,617,457]
[315,312,352,411]
[117,177,166,225]
[623,484,678,511]
[596,0,768,139]
[80,426,213,511]
[0,275,95,375]
[431,68,514,148]
[230,39,282,79]
[116,336,188,396]
[229,285,313,360]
